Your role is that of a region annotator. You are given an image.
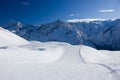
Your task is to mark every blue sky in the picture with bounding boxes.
[0,0,120,25]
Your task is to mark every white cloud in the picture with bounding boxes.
[99,9,115,13]
[69,14,80,17]
[67,18,108,23]
[21,2,30,6]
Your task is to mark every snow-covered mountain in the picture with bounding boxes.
[90,20,120,50]
[28,20,85,44]
[2,19,120,50]
[4,21,38,39]
[4,20,84,45]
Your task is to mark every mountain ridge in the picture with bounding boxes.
[1,19,120,50]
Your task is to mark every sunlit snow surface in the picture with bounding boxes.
[0,41,120,80]
[0,27,29,47]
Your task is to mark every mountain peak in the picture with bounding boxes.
[4,21,25,29]
[54,20,64,24]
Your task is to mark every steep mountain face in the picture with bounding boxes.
[69,20,115,37]
[4,21,25,33]
[2,19,120,50]
[90,21,120,50]
[28,20,83,45]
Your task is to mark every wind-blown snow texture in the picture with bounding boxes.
[2,19,120,50]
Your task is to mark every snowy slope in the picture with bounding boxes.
[0,42,120,80]
[0,41,64,63]
[0,27,29,47]
[81,45,120,80]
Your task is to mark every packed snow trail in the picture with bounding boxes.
[55,45,84,64]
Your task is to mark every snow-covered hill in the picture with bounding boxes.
[0,41,120,80]
[0,25,120,79]
[2,19,120,50]
[0,27,29,47]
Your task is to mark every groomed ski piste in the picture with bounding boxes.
[0,27,120,80]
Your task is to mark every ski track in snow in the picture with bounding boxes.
[80,45,120,80]
[95,63,120,80]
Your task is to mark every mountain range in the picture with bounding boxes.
[1,19,120,50]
